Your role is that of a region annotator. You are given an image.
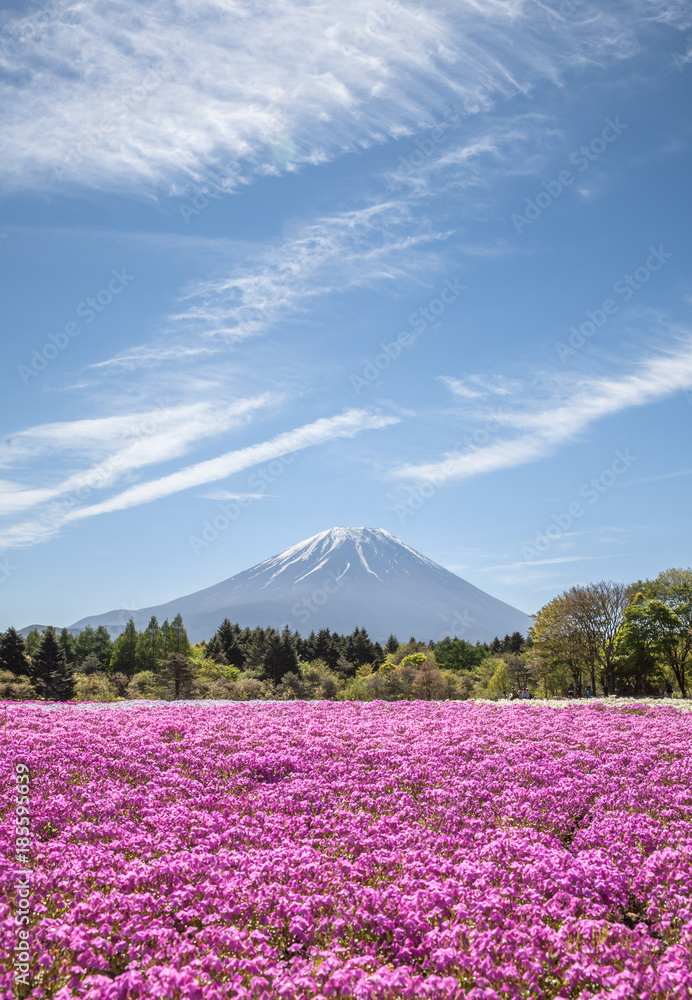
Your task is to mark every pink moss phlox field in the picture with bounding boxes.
[1,703,692,999]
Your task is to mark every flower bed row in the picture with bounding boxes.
[1,701,691,999]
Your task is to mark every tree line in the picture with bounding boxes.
[0,566,689,701]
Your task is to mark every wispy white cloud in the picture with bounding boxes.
[482,554,609,571]
[393,337,692,482]
[0,408,398,548]
[172,201,449,343]
[66,409,398,518]
[89,344,219,370]
[1,0,683,194]
[439,374,520,399]
[617,467,692,487]
[0,394,277,516]
[199,490,276,501]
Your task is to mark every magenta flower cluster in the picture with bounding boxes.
[1,702,691,999]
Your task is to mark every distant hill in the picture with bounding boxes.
[60,526,532,643]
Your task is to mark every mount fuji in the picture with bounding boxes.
[65,527,533,643]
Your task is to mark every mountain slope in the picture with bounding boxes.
[66,527,533,643]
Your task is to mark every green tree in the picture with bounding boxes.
[136,616,163,673]
[205,635,228,664]
[346,627,377,670]
[245,628,268,673]
[616,592,692,697]
[0,627,30,677]
[31,626,75,701]
[74,625,97,664]
[400,652,427,668]
[58,627,76,664]
[94,626,114,668]
[169,613,191,656]
[385,634,399,655]
[263,631,294,684]
[77,654,103,676]
[531,595,591,695]
[434,637,486,673]
[109,618,139,678]
[161,653,196,700]
[24,629,41,659]
[0,671,36,700]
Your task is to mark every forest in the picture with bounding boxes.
[0,568,689,702]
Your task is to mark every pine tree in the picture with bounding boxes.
[24,630,41,660]
[214,620,245,668]
[94,626,114,668]
[80,654,102,676]
[281,625,299,675]
[109,618,139,678]
[169,613,191,656]
[159,619,171,656]
[58,628,76,664]
[31,626,75,701]
[263,632,289,684]
[74,625,97,664]
[205,635,228,664]
[136,616,163,673]
[161,652,195,700]
[245,628,268,672]
[346,627,376,669]
[0,627,30,677]
[508,631,524,654]
[385,633,399,655]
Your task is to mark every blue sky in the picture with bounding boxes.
[1,0,691,631]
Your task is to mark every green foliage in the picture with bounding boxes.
[74,672,116,703]
[161,652,196,700]
[433,637,486,672]
[109,618,139,677]
[10,567,691,703]
[0,669,36,700]
[472,657,511,701]
[128,671,166,700]
[616,590,692,697]
[74,625,112,668]
[400,652,427,668]
[0,626,30,677]
[31,625,75,701]
[385,633,399,654]
[58,627,76,664]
